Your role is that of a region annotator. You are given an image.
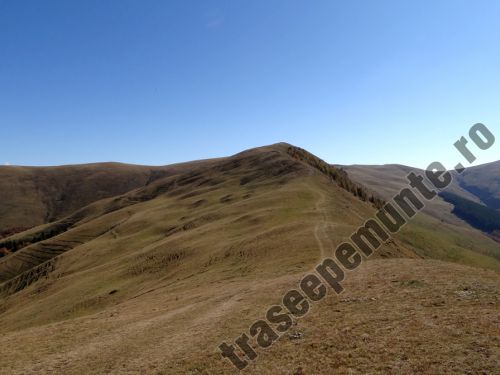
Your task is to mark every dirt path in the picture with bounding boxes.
[313,189,333,260]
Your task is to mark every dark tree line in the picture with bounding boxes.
[440,192,500,233]
[287,146,385,209]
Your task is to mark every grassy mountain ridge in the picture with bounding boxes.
[0,145,498,374]
[0,144,379,261]
[0,143,412,303]
[2,145,499,297]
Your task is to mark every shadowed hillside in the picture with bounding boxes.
[457,160,500,210]
[0,161,217,232]
[440,191,500,233]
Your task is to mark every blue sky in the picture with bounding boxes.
[1,0,499,168]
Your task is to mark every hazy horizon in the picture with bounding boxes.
[1,141,499,170]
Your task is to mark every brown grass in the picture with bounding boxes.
[0,144,498,374]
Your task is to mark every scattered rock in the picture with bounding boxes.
[340,297,377,303]
[455,290,476,299]
[340,298,359,303]
[288,332,304,340]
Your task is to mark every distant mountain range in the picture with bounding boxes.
[344,160,500,241]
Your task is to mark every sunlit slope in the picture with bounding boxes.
[0,144,413,329]
[0,145,499,374]
[1,258,498,375]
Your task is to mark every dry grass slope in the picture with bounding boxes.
[0,144,498,374]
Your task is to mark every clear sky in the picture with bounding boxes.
[1,0,499,169]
